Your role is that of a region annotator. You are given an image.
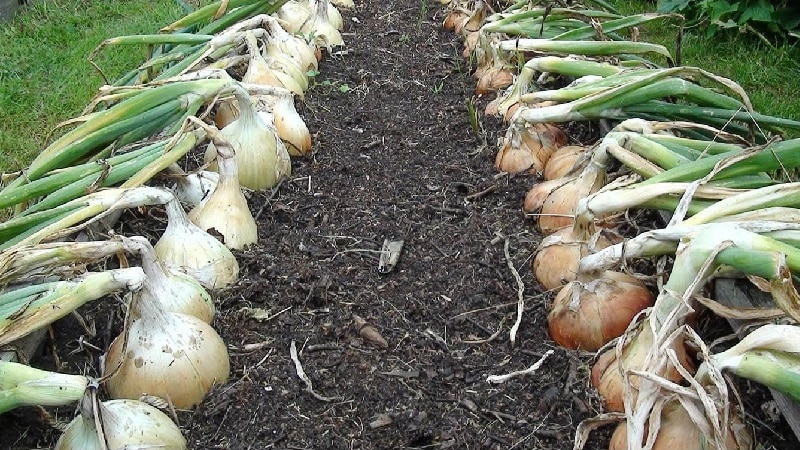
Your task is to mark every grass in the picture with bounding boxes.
[0,0,198,173]
[611,0,800,134]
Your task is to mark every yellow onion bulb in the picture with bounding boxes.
[193,140,259,250]
[444,9,469,32]
[125,236,215,324]
[532,226,620,291]
[300,0,343,51]
[213,99,239,130]
[476,66,514,95]
[56,399,186,450]
[591,322,694,412]
[523,177,572,214]
[265,18,318,72]
[277,0,312,33]
[156,198,239,290]
[609,400,751,450]
[104,309,230,410]
[204,89,291,192]
[495,122,566,175]
[270,93,312,156]
[547,271,654,351]
[174,170,219,208]
[538,164,607,235]
[544,145,588,181]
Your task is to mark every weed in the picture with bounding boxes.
[431,81,444,94]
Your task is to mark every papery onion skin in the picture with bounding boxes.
[523,177,572,213]
[105,311,230,410]
[544,145,588,181]
[55,399,187,450]
[532,226,619,291]
[547,271,654,351]
[608,400,751,450]
[156,198,239,289]
[591,322,694,412]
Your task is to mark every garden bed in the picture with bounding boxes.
[0,0,798,449]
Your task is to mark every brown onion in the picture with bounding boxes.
[476,67,514,95]
[496,123,567,175]
[538,160,607,235]
[609,400,751,450]
[523,177,573,214]
[544,145,589,181]
[591,321,694,412]
[547,271,654,351]
[532,226,620,291]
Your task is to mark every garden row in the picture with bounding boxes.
[0,0,347,447]
[444,1,800,449]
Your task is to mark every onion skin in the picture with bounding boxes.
[544,145,588,181]
[533,226,619,291]
[476,67,514,95]
[591,322,694,412]
[608,400,751,450]
[538,164,607,235]
[523,177,573,213]
[56,399,187,450]
[105,311,230,410]
[547,271,654,351]
[496,123,567,175]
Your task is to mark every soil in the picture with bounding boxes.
[0,0,798,449]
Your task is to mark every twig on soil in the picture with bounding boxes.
[465,184,498,202]
[449,301,518,319]
[462,317,506,344]
[486,350,554,384]
[254,178,285,220]
[504,237,525,346]
[290,340,339,402]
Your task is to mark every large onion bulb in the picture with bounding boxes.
[547,271,654,351]
[104,293,230,409]
[155,197,239,289]
[56,395,186,450]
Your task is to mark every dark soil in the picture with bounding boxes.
[1,0,798,449]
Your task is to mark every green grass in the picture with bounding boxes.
[0,0,196,173]
[611,0,800,134]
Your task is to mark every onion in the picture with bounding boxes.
[204,88,291,191]
[495,122,567,174]
[443,8,469,33]
[608,400,751,450]
[532,225,619,291]
[155,197,239,290]
[523,177,573,214]
[591,321,694,412]
[269,92,312,156]
[174,170,219,207]
[538,155,608,235]
[56,394,186,450]
[242,31,305,97]
[277,0,312,33]
[124,236,215,323]
[194,124,260,250]
[300,0,343,51]
[547,271,654,351]
[544,145,589,181]
[104,269,230,409]
[264,16,318,73]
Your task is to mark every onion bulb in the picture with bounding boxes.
[193,125,259,250]
[495,122,567,174]
[155,197,239,289]
[591,321,694,412]
[104,276,230,409]
[265,17,318,73]
[174,170,219,207]
[124,236,215,323]
[544,145,589,181]
[56,394,186,450]
[443,8,469,33]
[204,88,291,191]
[300,0,344,50]
[523,177,573,214]
[537,155,608,235]
[532,225,620,291]
[242,31,305,97]
[548,271,654,351]
[310,0,344,31]
[269,92,312,156]
[277,0,312,33]
[608,399,751,450]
